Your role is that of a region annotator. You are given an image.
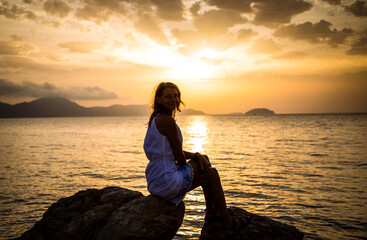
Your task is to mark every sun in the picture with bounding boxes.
[113,43,217,80]
[168,59,216,80]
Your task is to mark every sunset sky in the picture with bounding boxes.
[0,0,366,114]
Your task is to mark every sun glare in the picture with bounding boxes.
[185,116,208,153]
[114,45,216,80]
[169,59,215,80]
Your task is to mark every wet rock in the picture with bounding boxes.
[16,187,185,240]
[200,207,304,240]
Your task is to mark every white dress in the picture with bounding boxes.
[144,115,193,205]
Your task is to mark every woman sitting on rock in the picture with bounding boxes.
[143,82,247,236]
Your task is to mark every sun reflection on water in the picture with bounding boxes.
[184,116,208,153]
[175,116,210,239]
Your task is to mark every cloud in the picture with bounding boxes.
[75,0,127,24]
[0,79,118,100]
[204,0,252,13]
[252,0,312,28]
[237,28,258,42]
[274,20,354,47]
[189,1,201,17]
[41,19,62,28]
[250,38,281,54]
[134,13,169,45]
[58,41,104,53]
[0,1,37,21]
[321,0,341,5]
[193,9,247,35]
[273,50,306,60]
[347,31,367,55]
[344,0,367,17]
[43,0,72,18]
[172,8,247,52]
[171,29,205,54]
[0,39,36,56]
[150,0,184,21]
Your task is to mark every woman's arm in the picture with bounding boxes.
[183,151,196,159]
[155,115,186,165]
[184,151,211,171]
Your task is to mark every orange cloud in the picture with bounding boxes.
[134,13,169,45]
[58,41,104,53]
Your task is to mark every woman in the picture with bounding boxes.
[143,82,246,236]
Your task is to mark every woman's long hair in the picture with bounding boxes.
[147,82,185,126]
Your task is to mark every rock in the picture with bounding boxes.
[16,187,185,240]
[200,207,304,240]
[96,194,185,240]
[245,108,276,116]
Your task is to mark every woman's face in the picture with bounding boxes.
[157,87,179,111]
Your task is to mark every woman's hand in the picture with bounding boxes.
[195,153,211,171]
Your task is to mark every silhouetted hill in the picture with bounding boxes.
[245,108,275,116]
[180,108,205,115]
[0,97,205,118]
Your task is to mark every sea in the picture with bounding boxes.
[0,114,366,240]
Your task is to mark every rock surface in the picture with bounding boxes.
[16,187,303,240]
[16,187,185,240]
[200,207,304,240]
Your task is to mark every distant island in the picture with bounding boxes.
[223,108,276,116]
[0,97,205,118]
[244,108,276,116]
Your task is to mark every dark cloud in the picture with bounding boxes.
[43,0,72,18]
[0,1,37,21]
[58,41,104,53]
[252,0,312,28]
[75,0,127,24]
[237,28,258,42]
[189,1,201,17]
[134,13,169,45]
[204,0,252,12]
[321,0,341,5]
[0,79,118,100]
[344,0,367,17]
[274,20,354,47]
[150,0,184,21]
[250,38,281,54]
[193,9,246,36]
[347,31,367,55]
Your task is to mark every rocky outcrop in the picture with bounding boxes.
[16,187,185,240]
[16,187,303,240]
[200,207,304,240]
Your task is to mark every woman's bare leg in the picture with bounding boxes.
[188,160,232,228]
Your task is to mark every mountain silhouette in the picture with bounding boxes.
[0,97,205,118]
[244,108,275,116]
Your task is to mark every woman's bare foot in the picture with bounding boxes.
[225,211,250,237]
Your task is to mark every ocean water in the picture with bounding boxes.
[0,114,366,240]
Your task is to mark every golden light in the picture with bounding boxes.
[113,45,216,80]
[185,116,208,153]
[168,59,215,80]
